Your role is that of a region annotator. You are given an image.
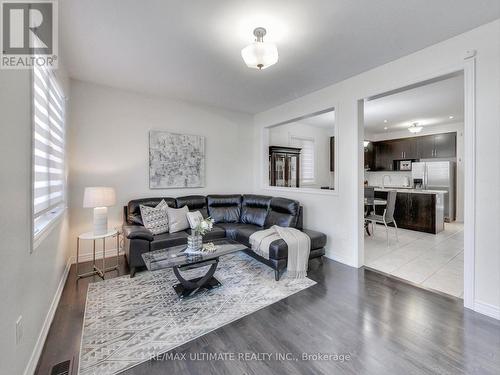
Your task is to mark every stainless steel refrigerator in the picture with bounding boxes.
[411,161,456,222]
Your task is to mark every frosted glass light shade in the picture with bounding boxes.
[408,125,423,133]
[83,187,116,208]
[241,42,279,70]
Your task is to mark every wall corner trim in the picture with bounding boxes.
[23,257,72,375]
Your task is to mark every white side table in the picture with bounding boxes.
[76,229,119,280]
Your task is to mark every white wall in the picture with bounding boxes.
[68,80,254,258]
[365,122,465,221]
[0,68,71,374]
[269,122,333,188]
[253,20,500,315]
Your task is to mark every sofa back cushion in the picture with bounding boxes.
[264,197,300,228]
[240,194,272,227]
[175,195,208,218]
[207,195,241,223]
[127,197,176,225]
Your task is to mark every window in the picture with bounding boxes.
[290,136,315,184]
[32,66,66,241]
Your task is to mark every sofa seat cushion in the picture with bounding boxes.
[150,231,188,251]
[184,225,226,241]
[216,223,256,240]
[234,224,263,247]
[268,229,327,260]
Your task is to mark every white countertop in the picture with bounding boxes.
[372,187,447,195]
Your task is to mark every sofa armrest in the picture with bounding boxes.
[123,225,154,241]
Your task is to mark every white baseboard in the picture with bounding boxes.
[23,256,72,375]
[71,247,123,264]
[324,249,357,268]
[474,300,500,320]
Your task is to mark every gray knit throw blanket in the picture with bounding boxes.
[249,225,311,279]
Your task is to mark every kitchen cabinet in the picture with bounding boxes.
[365,132,457,171]
[374,142,393,171]
[433,133,456,158]
[417,133,456,159]
[391,138,417,160]
[374,190,443,234]
[364,141,375,170]
[416,135,434,158]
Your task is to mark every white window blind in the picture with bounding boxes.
[290,136,315,183]
[33,66,66,237]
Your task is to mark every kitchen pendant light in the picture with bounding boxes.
[408,122,423,133]
[241,27,278,70]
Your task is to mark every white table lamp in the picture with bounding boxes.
[83,187,116,235]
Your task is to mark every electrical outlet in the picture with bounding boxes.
[16,316,23,345]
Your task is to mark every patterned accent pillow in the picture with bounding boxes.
[139,200,169,235]
[186,210,204,229]
[167,205,190,233]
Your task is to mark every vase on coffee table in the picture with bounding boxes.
[187,234,203,251]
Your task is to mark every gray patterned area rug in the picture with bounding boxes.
[79,251,316,375]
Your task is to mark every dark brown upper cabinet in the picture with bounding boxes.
[417,135,435,158]
[367,132,457,171]
[391,138,418,160]
[364,141,375,170]
[417,133,456,159]
[433,133,457,158]
[374,142,394,171]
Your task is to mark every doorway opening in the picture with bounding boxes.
[361,71,467,299]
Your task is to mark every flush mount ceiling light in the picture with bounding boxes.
[408,122,423,133]
[241,27,278,70]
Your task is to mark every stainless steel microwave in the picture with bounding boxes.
[399,160,412,171]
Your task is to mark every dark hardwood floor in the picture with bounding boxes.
[36,256,500,375]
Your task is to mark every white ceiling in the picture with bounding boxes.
[364,73,464,134]
[60,0,500,114]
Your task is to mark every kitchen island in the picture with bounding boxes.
[371,187,445,234]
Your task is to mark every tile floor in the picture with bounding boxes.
[364,222,464,298]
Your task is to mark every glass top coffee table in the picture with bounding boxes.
[142,239,248,298]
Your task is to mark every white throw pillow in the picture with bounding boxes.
[167,205,190,233]
[139,200,169,235]
[186,211,204,229]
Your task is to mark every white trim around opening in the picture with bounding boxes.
[356,57,476,311]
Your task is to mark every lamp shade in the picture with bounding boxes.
[241,41,278,70]
[408,123,423,133]
[83,187,116,208]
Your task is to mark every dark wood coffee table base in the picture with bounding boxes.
[172,258,222,298]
